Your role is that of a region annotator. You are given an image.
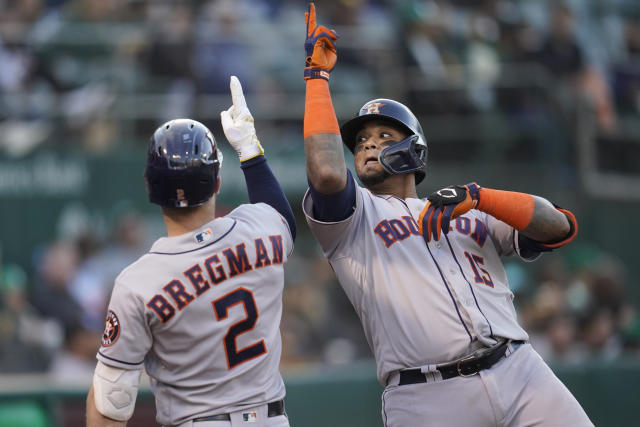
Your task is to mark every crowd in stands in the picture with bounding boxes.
[1,0,640,154]
[1,0,639,381]
[0,209,148,380]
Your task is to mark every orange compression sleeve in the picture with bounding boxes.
[304,79,340,138]
[476,188,535,231]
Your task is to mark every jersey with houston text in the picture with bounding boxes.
[97,202,293,426]
[303,177,535,385]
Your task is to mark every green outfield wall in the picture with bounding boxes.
[0,361,638,427]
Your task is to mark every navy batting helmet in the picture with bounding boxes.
[340,99,427,184]
[144,119,222,208]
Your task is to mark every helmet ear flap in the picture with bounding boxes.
[378,135,426,175]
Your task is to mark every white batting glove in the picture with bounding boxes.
[220,76,264,162]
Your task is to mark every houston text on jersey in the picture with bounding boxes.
[374,215,488,248]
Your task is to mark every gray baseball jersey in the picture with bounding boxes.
[98,203,293,426]
[303,177,532,385]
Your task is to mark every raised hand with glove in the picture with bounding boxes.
[220,76,264,162]
[304,2,339,81]
[303,2,341,140]
[419,183,578,248]
[220,75,297,239]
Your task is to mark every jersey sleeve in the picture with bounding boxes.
[240,156,296,240]
[302,174,365,259]
[229,203,294,257]
[483,212,541,262]
[307,169,357,222]
[97,279,152,370]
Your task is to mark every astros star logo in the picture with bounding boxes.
[363,102,385,114]
[102,310,121,347]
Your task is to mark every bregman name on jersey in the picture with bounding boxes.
[146,235,284,323]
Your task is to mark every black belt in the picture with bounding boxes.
[399,340,526,385]
[193,400,285,422]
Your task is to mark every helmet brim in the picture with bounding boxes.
[340,114,415,153]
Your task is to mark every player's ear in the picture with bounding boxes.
[214,176,222,195]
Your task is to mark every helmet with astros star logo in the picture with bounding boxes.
[340,99,427,184]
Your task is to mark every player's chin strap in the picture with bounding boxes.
[93,360,142,421]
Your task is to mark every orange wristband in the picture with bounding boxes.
[476,188,535,231]
[304,79,340,138]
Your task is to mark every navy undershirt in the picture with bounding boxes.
[241,156,296,241]
[309,169,357,222]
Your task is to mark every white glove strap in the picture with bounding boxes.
[238,136,264,162]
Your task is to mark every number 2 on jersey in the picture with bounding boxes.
[464,251,494,288]
[212,287,266,369]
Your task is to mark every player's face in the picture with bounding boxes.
[353,121,409,187]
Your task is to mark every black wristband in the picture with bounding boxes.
[304,68,330,81]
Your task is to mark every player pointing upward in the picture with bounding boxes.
[87,76,294,427]
[301,3,592,426]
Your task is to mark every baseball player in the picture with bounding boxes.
[301,3,592,426]
[86,76,295,427]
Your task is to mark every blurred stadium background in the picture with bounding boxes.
[1,0,640,426]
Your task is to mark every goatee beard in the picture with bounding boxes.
[359,170,390,187]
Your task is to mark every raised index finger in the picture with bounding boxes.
[306,2,316,36]
[229,75,247,111]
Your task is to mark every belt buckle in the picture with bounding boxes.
[456,356,479,378]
